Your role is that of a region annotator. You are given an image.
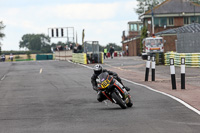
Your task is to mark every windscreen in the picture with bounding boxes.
[97,72,109,83]
[146,39,162,46]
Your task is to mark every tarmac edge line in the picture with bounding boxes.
[68,61,200,116]
[1,75,6,81]
[121,78,200,116]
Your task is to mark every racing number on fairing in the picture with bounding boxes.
[101,79,110,88]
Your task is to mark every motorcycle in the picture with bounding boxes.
[96,72,133,109]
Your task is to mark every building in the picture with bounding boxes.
[156,23,200,53]
[121,21,143,56]
[141,0,200,35]
[122,0,200,55]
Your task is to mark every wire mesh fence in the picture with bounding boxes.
[84,41,101,63]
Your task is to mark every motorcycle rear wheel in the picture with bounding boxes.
[111,92,127,109]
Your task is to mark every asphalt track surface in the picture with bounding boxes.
[0,60,200,133]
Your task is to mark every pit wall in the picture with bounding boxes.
[165,52,200,67]
[55,50,73,60]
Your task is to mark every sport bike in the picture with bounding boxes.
[96,72,133,109]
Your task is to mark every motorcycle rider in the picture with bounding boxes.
[91,64,130,102]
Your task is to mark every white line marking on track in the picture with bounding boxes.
[121,78,200,116]
[71,62,200,116]
[40,68,43,74]
[1,75,6,81]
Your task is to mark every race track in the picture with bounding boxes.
[0,61,200,133]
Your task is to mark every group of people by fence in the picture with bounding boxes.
[55,43,83,53]
[103,45,130,59]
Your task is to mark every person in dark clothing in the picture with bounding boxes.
[91,64,130,102]
[109,46,114,59]
[69,44,73,50]
[1,54,5,62]
[77,44,83,53]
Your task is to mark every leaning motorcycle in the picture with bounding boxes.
[96,72,133,109]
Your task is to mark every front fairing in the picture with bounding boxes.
[96,72,113,90]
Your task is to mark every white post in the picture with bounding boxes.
[145,56,151,81]
[151,56,155,81]
[181,57,185,89]
[170,58,176,90]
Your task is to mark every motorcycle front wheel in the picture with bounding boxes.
[126,95,133,107]
[111,92,127,109]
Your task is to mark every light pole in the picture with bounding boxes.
[190,0,198,32]
[0,43,2,55]
[148,20,151,36]
[151,2,155,35]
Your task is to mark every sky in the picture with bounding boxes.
[0,0,139,50]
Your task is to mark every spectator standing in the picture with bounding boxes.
[1,54,5,62]
[9,53,13,61]
[103,47,107,59]
[73,46,77,53]
[65,45,69,50]
[69,44,73,50]
[126,45,129,56]
[109,46,114,59]
[77,43,83,53]
[122,51,125,56]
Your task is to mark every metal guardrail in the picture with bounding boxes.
[165,52,200,67]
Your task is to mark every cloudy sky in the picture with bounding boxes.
[0,0,139,50]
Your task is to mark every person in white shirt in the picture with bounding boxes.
[125,45,129,56]
[10,53,13,61]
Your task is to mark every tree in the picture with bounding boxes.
[0,21,5,40]
[19,34,51,52]
[41,45,51,53]
[101,43,122,52]
[190,0,200,4]
[135,0,165,15]
[140,26,148,53]
[0,21,6,55]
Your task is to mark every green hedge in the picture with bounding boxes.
[15,59,34,61]
[1,50,52,55]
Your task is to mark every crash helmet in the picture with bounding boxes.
[94,64,103,75]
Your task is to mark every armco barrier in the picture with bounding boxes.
[72,53,87,64]
[165,52,200,67]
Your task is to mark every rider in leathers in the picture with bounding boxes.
[91,64,130,102]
